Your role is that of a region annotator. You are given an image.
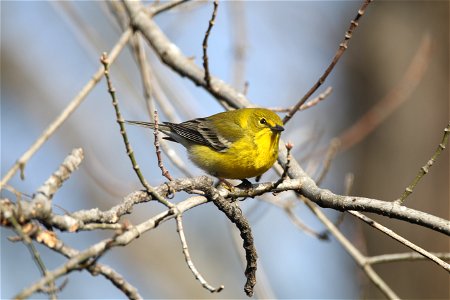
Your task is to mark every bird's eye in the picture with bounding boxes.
[259,118,267,125]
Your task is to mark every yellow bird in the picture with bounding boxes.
[126,108,284,180]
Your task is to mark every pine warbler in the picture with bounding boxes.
[126,108,284,179]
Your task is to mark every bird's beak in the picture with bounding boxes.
[270,124,285,132]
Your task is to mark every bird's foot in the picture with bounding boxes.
[235,178,252,189]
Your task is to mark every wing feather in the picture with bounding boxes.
[166,118,236,151]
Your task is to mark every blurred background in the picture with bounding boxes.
[1,1,448,299]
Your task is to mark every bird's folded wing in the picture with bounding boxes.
[167,118,242,152]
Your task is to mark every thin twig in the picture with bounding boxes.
[367,252,450,265]
[301,198,400,299]
[100,53,173,208]
[202,0,219,87]
[283,201,329,240]
[0,28,132,190]
[315,138,340,185]
[108,3,194,178]
[348,210,450,272]
[153,110,174,181]
[270,86,333,112]
[122,0,248,109]
[149,0,190,16]
[8,215,57,299]
[129,30,193,177]
[14,195,209,299]
[175,214,224,293]
[395,122,450,204]
[31,223,143,299]
[2,149,84,227]
[273,142,293,188]
[282,0,373,125]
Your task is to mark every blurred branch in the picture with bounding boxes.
[395,121,450,204]
[149,0,190,16]
[282,200,329,240]
[315,138,340,185]
[108,1,194,178]
[270,86,333,113]
[282,0,373,125]
[123,0,249,109]
[336,34,432,152]
[367,252,450,265]
[4,1,448,298]
[0,29,132,190]
[228,1,248,92]
[301,198,399,300]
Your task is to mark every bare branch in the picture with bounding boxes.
[175,213,224,293]
[315,138,340,185]
[202,0,219,88]
[36,148,84,200]
[25,223,143,299]
[270,86,333,113]
[282,0,373,125]
[8,215,57,299]
[122,0,248,109]
[14,195,209,299]
[149,0,190,16]
[205,187,257,297]
[100,53,173,208]
[153,110,174,181]
[349,210,450,272]
[0,29,132,190]
[336,34,432,153]
[302,199,400,299]
[396,121,450,204]
[367,252,450,265]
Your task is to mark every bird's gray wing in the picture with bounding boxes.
[166,118,232,151]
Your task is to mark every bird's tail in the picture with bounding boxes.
[125,120,157,129]
[125,120,173,133]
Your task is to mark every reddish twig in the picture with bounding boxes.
[283,0,373,125]
[336,35,432,152]
[101,53,173,208]
[153,110,174,181]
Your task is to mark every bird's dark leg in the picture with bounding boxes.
[236,178,252,189]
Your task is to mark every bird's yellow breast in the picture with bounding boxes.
[187,128,280,179]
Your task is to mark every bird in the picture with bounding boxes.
[125,108,284,180]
